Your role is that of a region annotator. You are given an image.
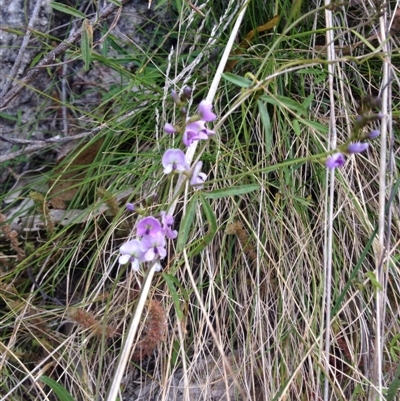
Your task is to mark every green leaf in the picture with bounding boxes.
[176,193,199,252]
[260,95,307,116]
[163,273,185,320]
[302,94,314,110]
[0,112,19,122]
[365,271,384,291]
[50,2,86,18]
[222,72,253,88]
[292,119,301,136]
[301,119,328,133]
[257,100,272,153]
[107,0,122,6]
[203,184,259,200]
[81,19,93,71]
[386,362,400,401]
[39,376,75,401]
[190,194,217,255]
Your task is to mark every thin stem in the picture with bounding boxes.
[323,0,338,399]
[106,264,157,401]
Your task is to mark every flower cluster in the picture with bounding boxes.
[119,88,217,271]
[325,96,382,169]
[119,212,177,272]
[162,88,217,189]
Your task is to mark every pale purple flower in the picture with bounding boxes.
[347,142,369,154]
[126,203,135,212]
[140,232,167,261]
[183,121,209,146]
[119,239,144,271]
[164,123,177,134]
[326,153,345,169]
[190,161,207,188]
[367,130,380,139]
[198,100,216,121]
[162,149,189,174]
[137,216,162,237]
[160,211,178,239]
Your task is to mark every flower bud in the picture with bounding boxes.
[164,123,177,134]
[347,142,369,154]
[367,129,380,139]
[126,203,135,212]
[182,86,192,100]
[171,90,180,105]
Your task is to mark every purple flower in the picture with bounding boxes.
[190,161,207,189]
[183,121,209,146]
[367,130,380,139]
[198,100,216,121]
[119,239,144,271]
[347,142,369,154]
[164,123,177,134]
[140,232,167,261]
[326,153,345,169]
[160,211,178,239]
[126,203,135,212]
[137,216,162,237]
[162,149,189,174]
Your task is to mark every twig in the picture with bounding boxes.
[0,107,142,163]
[0,124,106,163]
[0,0,132,111]
[0,0,43,99]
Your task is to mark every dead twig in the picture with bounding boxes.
[0,0,131,111]
[0,0,43,99]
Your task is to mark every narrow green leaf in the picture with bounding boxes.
[1,27,25,36]
[222,72,253,88]
[386,362,400,401]
[203,184,259,200]
[292,119,301,136]
[301,119,328,133]
[302,93,314,110]
[365,271,384,291]
[81,19,93,71]
[163,273,184,320]
[50,2,86,18]
[260,95,307,116]
[176,193,199,252]
[257,100,272,153]
[39,376,75,401]
[0,112,19,122]
[190,194,217,255]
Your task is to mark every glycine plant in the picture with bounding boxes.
[119,89,381,272]
[119,88,216,272]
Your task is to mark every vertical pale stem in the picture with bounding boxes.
[370,7,391,400]
[106,266,156,401]
[323,1,337,400]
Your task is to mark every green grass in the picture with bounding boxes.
[1,0,400,400]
